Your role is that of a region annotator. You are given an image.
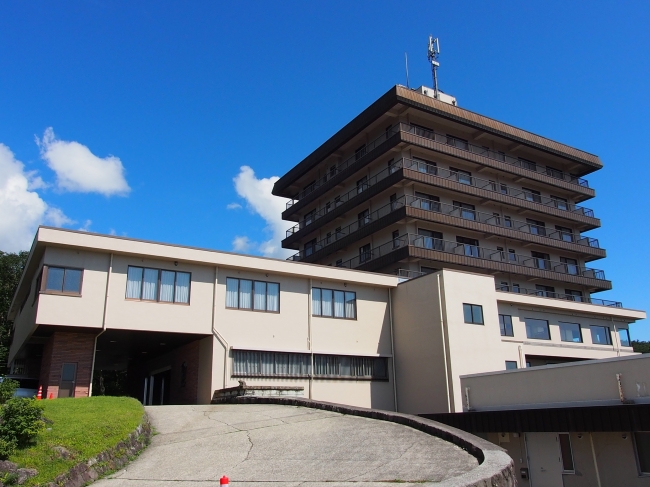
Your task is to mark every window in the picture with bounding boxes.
[499,281,509,291]
[304,209,316,226]
[226,278,279,312]
[329,165,337,178]
[525,318,550,340]
[417,229,443,250]
[564,289,583,302]
[555,225,574,242]
[500,184,508,195]
[492,212,501,225]
[126,266,191,304]
[512,283,521,293]
[356,176,369,194]
[634,432,650,474]
[463,304,484,325]
[312,288,356,319]
[505,361,518,370]
[561,257,579,275]
[535,284,556,298]
[415,192,440,212]
[519,158,537,171]
[499,314,513,336]
[314,354,388,380]
[504,215,512,227]
[559,322,582,343]
[358,209,370,227]
[325,202,331,213]
[457,236,479,257]
[414,157,437,175]
[233,350,311,377]
[558,434,575,473]
[447,135,469,151]
[590,325,612,345]
[551,195,569,211]
[44,266,83,295]
[326,232,332,244]
[304,239,317,257]
[354,144,366,160]
[359,244,371,263]
[453,201,476,221]
[507,249,516,262]
[388,158,398,174]
[389,193,397,210]
[392,230,400,249]
[450,167,472,185]
[619,328,631,347]
[496,246,505,260]
[531,251,550,270]
[526,218,546,236]
[546,166,563,179]
[522,187,542,203]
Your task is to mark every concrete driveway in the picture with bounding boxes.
[95,404,478,486]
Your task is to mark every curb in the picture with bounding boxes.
[227,396,516,487]
[44,413,152,487]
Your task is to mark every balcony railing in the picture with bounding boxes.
[286,157,595,239]
[330,233,607,281]
[287,195,600,261]
[495,285,622,308]
[286,123,590,209]
[395,269,426,280]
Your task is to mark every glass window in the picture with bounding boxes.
[463,304,483,325]
[159,270,175,302]
[313,287,356,319]
[525,318,550,340]
[619,328,631,347]
[499,315,513,336]
[127,266,191,304]
[126,267,143,299]
[45,267,83,294]
[634,432,650,474]
[559,322,582,343]
[591,325,612,345]
[142,268,159,301]
[559,434,575,472]
[314,354,388,379]
[175,272,190,304]
[226,278,279,312]
[505,361,518,370]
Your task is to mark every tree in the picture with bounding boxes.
[0,251,29,374]
[632,340,650,354]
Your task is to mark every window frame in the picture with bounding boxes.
[41,265,84,297]
[559,322,583,343]
[312,287,357,320]
[590,325,612,345]
[463,303,484,325]
[505,361,518,370]
[125,266,192,305]
[499,314,514,337]
[558,433,575,474]
[633,431,650,476]
[619,328,631,347]
[225,277,280,313]
[525,318,551,340]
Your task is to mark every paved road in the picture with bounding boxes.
[96,404,478,486]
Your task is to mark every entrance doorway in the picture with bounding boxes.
[525,433,563,487]
[143,369,171,406]
[58,363,77,398]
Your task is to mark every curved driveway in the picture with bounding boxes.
[96,403,478,486]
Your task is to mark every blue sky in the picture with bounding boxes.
[1,1,649,338]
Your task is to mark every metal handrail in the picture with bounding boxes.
[395,269,426,280]
[287,195,600,261]
[327,232,606,281]
[495,285,621,308]
[286,122,590,208]
[286,156,595,236]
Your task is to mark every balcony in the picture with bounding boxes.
[495,285,622,308]
[286,157,599,244]
[330,233,611,291]
[286,123,592,210]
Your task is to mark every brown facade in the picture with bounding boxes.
[39,331,95,399]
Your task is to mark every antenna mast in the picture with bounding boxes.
[427,36,440,99]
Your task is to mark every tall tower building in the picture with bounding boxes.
[273,85,615,305]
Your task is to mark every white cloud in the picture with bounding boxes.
[0,143,72,252]
[36,127,130,196]
[232,166,291,258]
[232,236,253,253]
[78,219,92,232]
[226,202,242,210]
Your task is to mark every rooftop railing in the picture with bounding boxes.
[286,195,599,262]
[495,285,622,308]
[328,232,607,281]
[286,123,590,209]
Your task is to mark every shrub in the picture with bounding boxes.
[0,379,19,405]
[0,398,44,458]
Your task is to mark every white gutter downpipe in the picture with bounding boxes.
[90,252,113,397]
[388,288,398,412]
[308,279,313,399]
[436,273,453,413]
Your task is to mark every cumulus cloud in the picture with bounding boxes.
[226,202,242,210]
[36,127,130,196]
[78,219,92,232]
[232,166,291,258]
[0,143,73,252]
[232,236,253,253]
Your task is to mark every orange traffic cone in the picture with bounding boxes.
[36,385,42,400]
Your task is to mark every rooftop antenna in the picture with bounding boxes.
[427,36,440,99]
[405,52,410,88]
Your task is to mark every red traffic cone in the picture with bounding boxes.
[48,393,53,399]
[220,476,229,487]
[36,386,42,400]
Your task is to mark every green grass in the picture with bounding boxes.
[9,396,144,486]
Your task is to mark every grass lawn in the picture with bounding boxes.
[9,396,144,486]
